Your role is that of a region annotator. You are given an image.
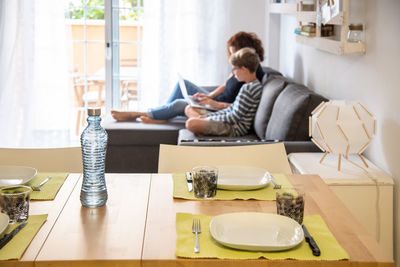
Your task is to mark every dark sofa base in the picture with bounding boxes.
[106,145,164,173]
[104,119,185,173]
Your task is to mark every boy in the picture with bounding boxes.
[185,47,262,137]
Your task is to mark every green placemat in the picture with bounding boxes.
[27,173,68,200]
[173,173,293,200]
[0,214,48,260]
[176,212,349,260]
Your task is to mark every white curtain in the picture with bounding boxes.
[140,0,266,109]
[0,0,72,147]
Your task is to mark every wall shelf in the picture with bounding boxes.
[295,35,366,55]
[296,11,344,25]
[268,0,366,55]
[295,0,365,55]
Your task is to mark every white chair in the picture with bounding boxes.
[0,147,82,172]
[158,143,292,174]
[73,67,105,136]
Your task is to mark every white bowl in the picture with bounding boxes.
[0,166,37,187]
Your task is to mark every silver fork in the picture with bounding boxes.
[192,218,201,253]
[269,174,281,189]
[32,176,52,191]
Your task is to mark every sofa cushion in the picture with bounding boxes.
[265,84,326,141]
[178,128,197,142]
[253,77,288,139]
[263,67,282,78]
[297,92,327,141]
[178,128,260,146]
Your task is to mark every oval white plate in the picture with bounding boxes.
[0,213,9,236]
[210,212,304,251]
[216,165,270,190]
[0,166,37,187]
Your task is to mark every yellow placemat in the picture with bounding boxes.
[0,214,48,260]
[176,212,349,260]
[173,173,293,200]
[27,173,68,200]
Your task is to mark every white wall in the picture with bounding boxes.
[227,0,266,43]
[270,0,400,265]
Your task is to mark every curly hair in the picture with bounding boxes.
[227,31,264,62]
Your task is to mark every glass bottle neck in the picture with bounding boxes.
[87,115,101,124]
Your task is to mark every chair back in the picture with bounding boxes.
[158,143,292,174]
[0,147,82,172]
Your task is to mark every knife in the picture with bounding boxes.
[302,225,321,256]
[0,221,27,249]
[185,172,193,192]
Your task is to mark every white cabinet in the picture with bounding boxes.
[288,152,393,258]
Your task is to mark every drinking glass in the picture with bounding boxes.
[0,185,31,224]
[192,166,218,199]
[276,188,305,224]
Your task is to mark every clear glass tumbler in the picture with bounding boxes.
[276,188,305,225]
[192,166,218,199]
[0,185,31,224]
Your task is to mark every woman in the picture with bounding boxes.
[111,31,265,123]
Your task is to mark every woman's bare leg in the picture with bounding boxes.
[140,115,168,124]
[111,110,146,121]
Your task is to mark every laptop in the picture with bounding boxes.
[178,73,218,111]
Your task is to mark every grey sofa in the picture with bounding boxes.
[104,67,326,173]
[179,74,327,149]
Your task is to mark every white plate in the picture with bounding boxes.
[216,165,270,190]
[210,212,304,251]
[0,166,37,187]
[0,213,9,236]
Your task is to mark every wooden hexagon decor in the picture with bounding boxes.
[309,100,376,171]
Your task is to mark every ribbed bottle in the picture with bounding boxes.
[80,108,108,207]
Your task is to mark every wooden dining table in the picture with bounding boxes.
[2,173,394,267]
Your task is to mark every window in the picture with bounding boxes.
[106,0,144,111]
[65,0,144,136]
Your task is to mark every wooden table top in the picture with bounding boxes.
[2,173,81,267]
[142,174,394,267]
[2,173,394,267]
[36,174,151,267]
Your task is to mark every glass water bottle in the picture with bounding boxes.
[80,107,108,207]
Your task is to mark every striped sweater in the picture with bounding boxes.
[207,80,262,136]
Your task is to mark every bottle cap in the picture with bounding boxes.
[349,24,363,31]
[87,107,101,116]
